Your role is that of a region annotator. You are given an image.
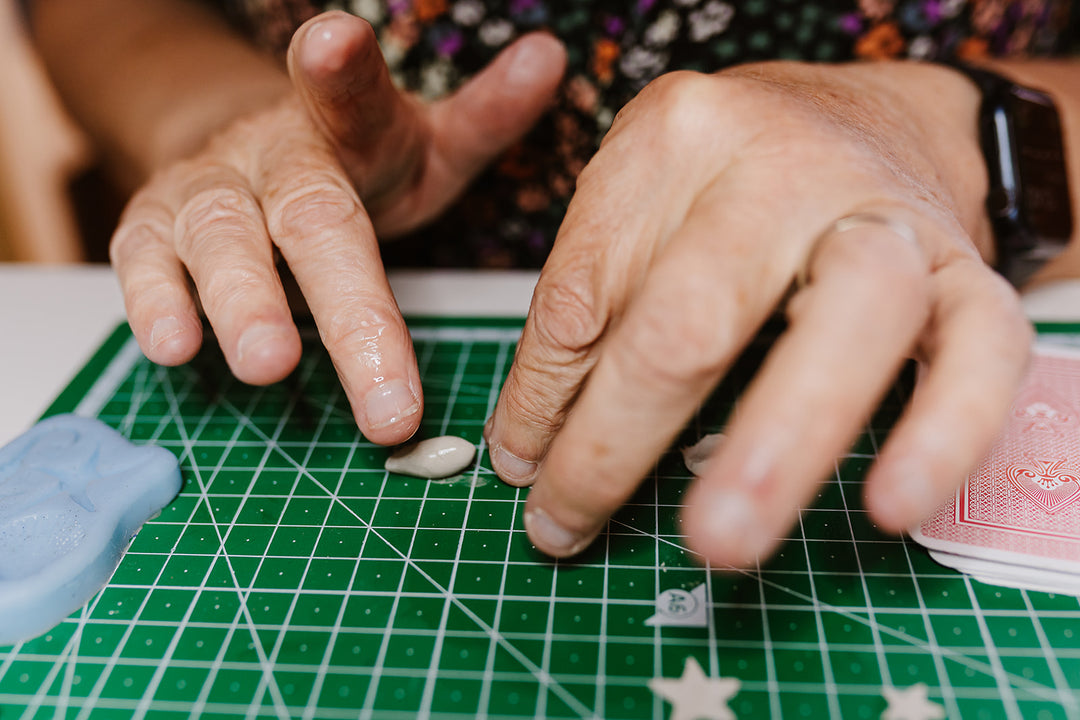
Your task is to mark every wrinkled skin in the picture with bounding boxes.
[110,11,1032,568]
[110,11,567,445]
[483,63,1031,566]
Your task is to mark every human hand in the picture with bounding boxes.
[110,11,566,444]
[484,61,1033,566]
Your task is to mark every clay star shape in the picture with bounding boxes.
[648,656,740,720]
[881,683,945,720]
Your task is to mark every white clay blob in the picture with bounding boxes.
[880,683,945,720]
[681,433,725,476]
[385,436,477,479]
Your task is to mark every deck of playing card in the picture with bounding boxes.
[910,344,1080,596]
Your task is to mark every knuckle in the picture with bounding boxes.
[615,70,720,144]
[528,273,606,355]
[110,218,170,267]
[980,270,1033,348]
[174,186,262,253]
[197,266,269,313]
[110,192,175,265]
[810,218,932,305]
[124,268,182,308]
[851,238,927,294]
[319,300,401,359]
[499,372,569,437]
[621,284,732,387]
[648,70,712,105]
[1006,300,1035,345]
[267,176,363,243]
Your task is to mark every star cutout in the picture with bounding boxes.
[648,656,740,720]
[881,683,945,720]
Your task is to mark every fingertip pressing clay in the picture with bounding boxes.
[385,436,477,479]
[0,414,182,645]
[681,432,725,476]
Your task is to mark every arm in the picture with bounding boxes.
[30,0,289,190]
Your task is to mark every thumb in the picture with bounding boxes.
[428,31,568,180]
[287,12,567,230]
[286,11,427,198]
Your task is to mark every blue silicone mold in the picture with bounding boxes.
[0,415,182,645]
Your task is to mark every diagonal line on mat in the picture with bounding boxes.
[964,576,1023,719]
[834,458,890,688]
[416,341,476,719]
[115,359,153,438]
[475,478,522,719]
[796,510,843,717]
[605,515,1068,703]
[308,336,443,720]
[154,364,292,720]
[0,639,24,690]
[244,361,344,720]
[862,396,958,714]
[357,454,437,718]
[131,359,275,720]
[473,338,536,720]
[129,363,222,719]
[18,592,102,719]
[54,599,93,718]
[216,395,599,719]
[71,365,206,720]
[357,336,441,720]
[300,472,390,720]
[1022,589,1080,719]
[896,523,962,717]
[18,624,78,720]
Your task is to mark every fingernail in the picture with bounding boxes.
[524,506,589,556]
[149,316,183,350]
[490,444,538,486]
[304,18,334,47]
[506,38,547,87]
[698,489,771,566]
[365,379,420,430]
[237,323,288,364]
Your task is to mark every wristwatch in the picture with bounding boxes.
[945,62,1074,287]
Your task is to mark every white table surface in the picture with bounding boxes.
[2,263,1078,447]
[0,264,538,446]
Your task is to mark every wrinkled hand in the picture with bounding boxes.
[111,11,565,444]
[485,62,1033,566]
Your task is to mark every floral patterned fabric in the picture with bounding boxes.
[218,0,1076,267]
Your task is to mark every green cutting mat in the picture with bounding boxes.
[2,318,1079,719]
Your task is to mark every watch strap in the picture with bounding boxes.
[942,61,1073,287]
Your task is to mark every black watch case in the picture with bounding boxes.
[978,78,1073,285]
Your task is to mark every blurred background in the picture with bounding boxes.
[0,0,96,262]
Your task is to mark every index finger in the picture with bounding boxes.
[256,111,422,445]
[484,93,722,486]
[521,176,804,557]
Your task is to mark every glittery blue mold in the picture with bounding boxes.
[0,415,182,645]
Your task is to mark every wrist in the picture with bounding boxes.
[33,0,290,191]
[972,60,1080,286]
[842,61,996,263]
